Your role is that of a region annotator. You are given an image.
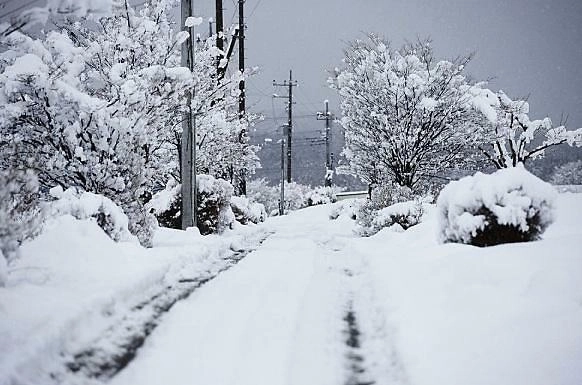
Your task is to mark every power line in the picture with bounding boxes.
[248,0,262,18]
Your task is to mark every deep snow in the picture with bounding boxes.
[0,216,269,385]
[1,193,581,385]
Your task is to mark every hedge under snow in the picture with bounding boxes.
[437,165,557,247]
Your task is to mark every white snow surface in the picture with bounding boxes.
[0,213,268,385]
[1,193,581,385]
[113,194,581,385]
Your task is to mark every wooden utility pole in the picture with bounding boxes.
[279,135,285,216]
[317,100,335,186]
[238,0,245,117]
[215,0,224,68]
[273,71,297,183]
[181,0,197,229]
[237,0,247,194]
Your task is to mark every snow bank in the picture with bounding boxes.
[356,192,582,385]
[437,166,557,246]
[0,206,268,384]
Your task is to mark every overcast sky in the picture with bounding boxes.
[189,0,582,136]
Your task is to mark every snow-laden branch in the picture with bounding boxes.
[469,88,582,168]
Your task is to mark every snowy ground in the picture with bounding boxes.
[0,216,270,385]
[1,193,581,385]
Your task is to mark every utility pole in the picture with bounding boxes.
[215,0,224,69]
[273,70,297,183]
[238,0,245,117]
[279,134,285,216]
[237,0,247,194]
[181,0,197,229]
[317,100,335,186]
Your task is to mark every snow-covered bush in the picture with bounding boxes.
[49,186,136,243]
[247,179,340,215]
[247,178,280,215]
[147,180,182,229]
[550,160,582,185]
[329,199,364,221]
[437,165,557,247]
[355,183,424,236]
[148,177,247,232]
[370,183,416,209]
[197,175,235,235]
[306,186,342,206]
[230,196,266,225]
[356,200,423,237]
[363,201,424,237]
[0,169,41,266]
[283,182,312,211]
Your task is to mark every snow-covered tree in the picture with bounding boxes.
[471,89,582,169]
[0,0,114,38]
[1,0,259,244]
[0,1,198,245]
[330,36,485,190]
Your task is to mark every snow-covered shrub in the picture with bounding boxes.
[247,178,280,215]
[370,183,416,209]
[230,196,266,225]
[197,175,235,235]
[125,201,157,248]
[147,180,181,229]
[356,200,423,237]
[0,168,41,265]
[306,186,342,206]
[247,178,341,215]
[283,182,311,211]
[363,202,424,237]
[148,176,243,233]
[550,160,582,185]
[354,182,424,236]
[49,186,136,243]
[329,199,364,221]
[437,165,557,247]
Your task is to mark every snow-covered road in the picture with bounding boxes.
[107,196,582,385]
[112,205,404,385]
[3,195,581,385]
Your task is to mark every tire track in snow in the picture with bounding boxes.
[343,300,375,385]
[54,231,272,383]
[321,236,408,385]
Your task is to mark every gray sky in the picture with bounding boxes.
[199,0,582,132]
